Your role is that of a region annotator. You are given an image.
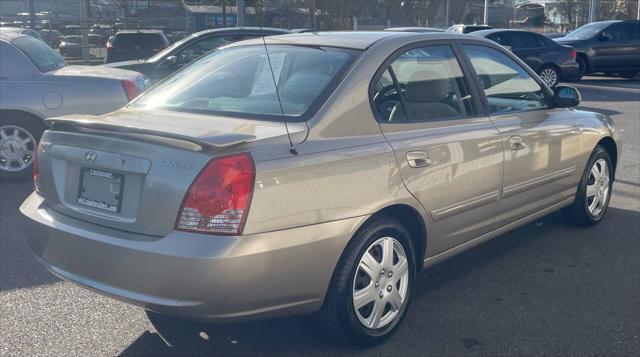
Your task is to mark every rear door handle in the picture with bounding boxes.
[509,135,526,150]
[406,150,431,168]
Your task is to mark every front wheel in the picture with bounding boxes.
[320,215,415,346]
[575,56,587,80]
[538,65,560,87]
[565,146,613,226]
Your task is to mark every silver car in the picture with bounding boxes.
[0,31,149,180]
[21,32,620,346]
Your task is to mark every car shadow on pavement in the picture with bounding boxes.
[0,181,61,291]
[118,206,640,356]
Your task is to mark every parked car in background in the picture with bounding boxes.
[90,24,114,38]
[39,29,62,48]
[105,30,169,63]
[448,24,491,33]
[385,27,446,33]
[104,27,290,82]
[62,25,81,36]
[472,29,580,87]
[0,31,150,180]
[21,32,619,347]
[543,32,566,39]
[555,20,640,79]
[58,35,82,58]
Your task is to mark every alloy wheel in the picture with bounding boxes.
[539,67,558,87]
[0,125,36,172]
[586,158,610,217]
[352,236,409,330]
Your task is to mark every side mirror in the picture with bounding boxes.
[553,85,581,108]
[599,32,610,41]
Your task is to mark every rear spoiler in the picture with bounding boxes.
[45,116,256,149]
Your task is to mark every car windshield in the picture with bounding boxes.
[147,33,196,62]
[563,22,608,40]
[133,44,359,122]
[112,33,166,49]
[12,36,65,72]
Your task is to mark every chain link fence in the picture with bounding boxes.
[1,0,638,64]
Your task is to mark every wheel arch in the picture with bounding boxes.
[367,204,428,271]
[596,136,618,177]
[576,52,590,72]
[0,109,44,124]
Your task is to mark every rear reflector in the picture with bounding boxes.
[121,80,139,102]
[176,153,255,235]
[569,49,577,59]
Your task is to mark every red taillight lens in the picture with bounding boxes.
[33,141,41,194]
[569,49,577,59]
[121,79,138,102]
[176,153,255,235]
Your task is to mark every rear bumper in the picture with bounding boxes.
[20,193,363,322]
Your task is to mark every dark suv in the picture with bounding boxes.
[105,30,169,63]
[555,20,640,79]
[105,27,289,82]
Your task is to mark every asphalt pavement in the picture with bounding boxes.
[1,76,638,356]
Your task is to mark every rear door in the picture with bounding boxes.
[374,42,503,254]
[460,43,582,227]
[508,32,546,72]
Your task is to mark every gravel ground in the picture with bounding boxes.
[1,76,638,356]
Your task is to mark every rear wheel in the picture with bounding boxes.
[0,114,44,181]
[538,65,559,87]
[320,215,415,346]
[565,146,613,226]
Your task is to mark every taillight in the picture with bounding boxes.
[176,153,255,235]
[33,141,41,194]
[121,79,138,101]
[569,49,577,59]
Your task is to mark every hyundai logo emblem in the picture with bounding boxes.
[84,151,97,162]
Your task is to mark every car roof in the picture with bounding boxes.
[471,29,543,36]
[193,27,290,37]
[226,31,475,50]
[384,27,446,33]
[0,29,29,41]
[115,29,165,35]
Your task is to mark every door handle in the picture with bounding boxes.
[406,150,431,168]
[509,135,527,150]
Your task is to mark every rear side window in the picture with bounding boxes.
[134,45,359,122]
[462,45,547,115]
[372,45,475,122]
[12,36,65,72]
[113,33,167,49]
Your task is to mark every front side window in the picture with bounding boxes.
[134,45,358,122]
[12,36,66,72]
[372,45,474,122]
[463,45,547,115]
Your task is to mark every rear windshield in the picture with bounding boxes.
[133,44,360,122]
[12,36,66,72]
[112,33,167,49]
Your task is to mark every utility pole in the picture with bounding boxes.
[236,0,244,27]
[588,0,595,23]
[79,0,90,64]
[222,0,227,28]
[445,0,450,27]
[637,0,639,20]
[28,0,36,29]
[484,0,489,25]
[309,0,317,31]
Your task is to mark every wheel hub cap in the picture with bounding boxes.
[352,237,409,330]
[540,68,557,87]
[586,158,610,217]
[0,125,36,172]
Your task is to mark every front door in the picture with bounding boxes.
[373,43,503,255]
[461,44,582,227]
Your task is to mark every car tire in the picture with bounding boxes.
[319,215,415,346]
[537,65,560,87]
[575,56,587,80]
[0,113,45,181]
[564,145,613,227]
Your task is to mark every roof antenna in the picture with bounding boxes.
[260,35,298,155]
